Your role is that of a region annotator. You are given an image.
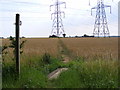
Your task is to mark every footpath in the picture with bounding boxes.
[48,38,73,80]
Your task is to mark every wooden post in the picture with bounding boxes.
[15,14,20,75]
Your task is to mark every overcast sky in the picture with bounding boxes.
[0,0,119,38]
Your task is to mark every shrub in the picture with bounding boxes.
[42,53,51,64]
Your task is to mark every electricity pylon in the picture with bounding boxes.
[50,0,66,37]
[91,0,111,37]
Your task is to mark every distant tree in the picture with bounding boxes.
[83,34,89,37]
[63,34,66,38]
[82,34,94,37]
[49,35,58,38]
[21,36,25,38]
[75,36,78,37]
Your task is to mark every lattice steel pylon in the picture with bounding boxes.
[50,0,66,37]
[91,0,111,37]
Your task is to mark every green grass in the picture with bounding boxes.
[50,59,118,88]
[2,53,118,88]
[3,64,48,88]
[2,54,65,88]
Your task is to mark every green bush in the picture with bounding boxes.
[41,57,64,74]
[42,53,51,64]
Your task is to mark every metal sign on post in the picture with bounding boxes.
[15,14,21,75]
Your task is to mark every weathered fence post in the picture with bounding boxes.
[15,14,20,75]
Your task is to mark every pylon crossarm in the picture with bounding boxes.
[58,2,65,5]
[51,11,65,19]
[50,4,59,11]
[51,13,57,19]
[104,5,111,7]
[91,6,97,9]
[58,2,66,8]
[104,5,111,13]
[91,7,97,15]
[50,4,55,11]
[50,4,55,7]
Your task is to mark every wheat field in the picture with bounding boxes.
[61,37,118,60]
[2,37,118,61]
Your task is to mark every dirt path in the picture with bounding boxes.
[48,38,72,80]
[58,38,73,63]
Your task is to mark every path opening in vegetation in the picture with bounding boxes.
[48,38,73,79]
[58,38,73,63]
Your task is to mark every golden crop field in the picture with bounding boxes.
[2,37,118,61]
[61,37,118,60]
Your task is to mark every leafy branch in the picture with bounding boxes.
[9,36,27,60]
[0,45,8,61]
[1,36,27,62]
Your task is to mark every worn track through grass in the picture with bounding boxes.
[48,38,73,79]
[57,38,74,63]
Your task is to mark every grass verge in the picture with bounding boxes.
[50,59,118,88]
[2,53,118,88]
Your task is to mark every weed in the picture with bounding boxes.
[42,53,51,64]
